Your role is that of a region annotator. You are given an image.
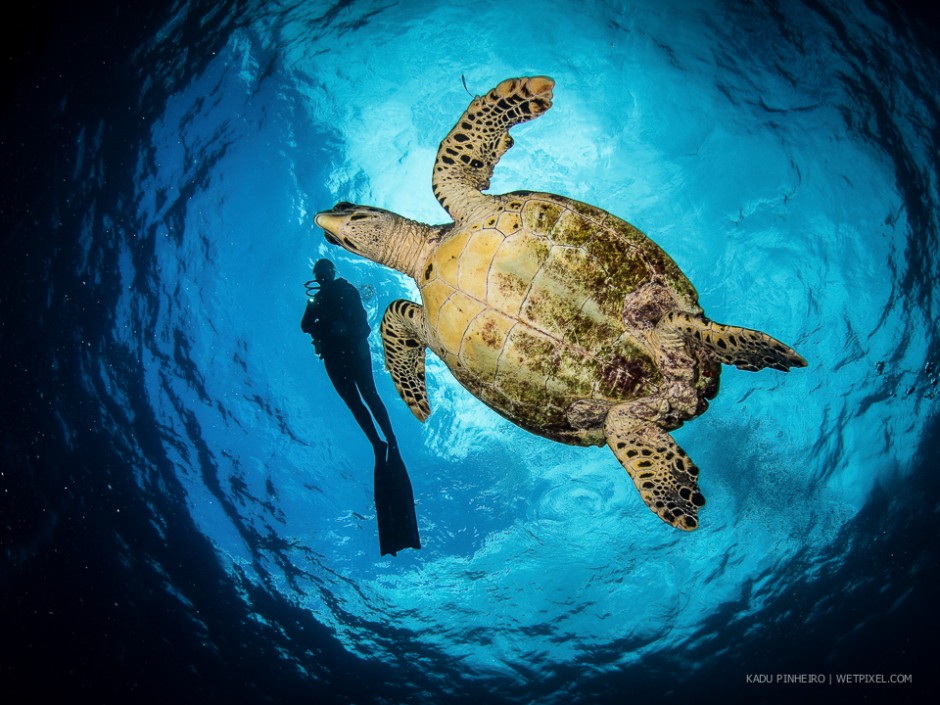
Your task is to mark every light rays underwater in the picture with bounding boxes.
[2,1,938,703]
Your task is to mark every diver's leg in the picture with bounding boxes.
[356,375,396,449]
[351,341,397,449]
[324,354,385,452]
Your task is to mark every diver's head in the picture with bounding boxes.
[314,201,403,265]
[313,258,336,284]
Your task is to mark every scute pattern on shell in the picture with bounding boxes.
[417,191,693,443]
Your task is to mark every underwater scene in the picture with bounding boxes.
[2,0,938,703]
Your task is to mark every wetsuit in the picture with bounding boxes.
[301,277,395,451]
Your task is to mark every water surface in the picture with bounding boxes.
[2,1,937,702]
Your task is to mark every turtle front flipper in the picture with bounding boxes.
[432,76,554,222]
[604,403,705,531]
[661,311,807,372]
[380,300,431,422]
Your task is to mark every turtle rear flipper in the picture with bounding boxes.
[604,404,705,531]
[661,311,807,372]
[380,300,431,421]
[432,76,554,222]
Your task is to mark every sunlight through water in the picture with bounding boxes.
[3,0,938,702]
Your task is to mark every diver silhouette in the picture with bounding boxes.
[302,259,420,556]
[302,259,396,458]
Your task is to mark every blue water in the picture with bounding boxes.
[2,1,938,702]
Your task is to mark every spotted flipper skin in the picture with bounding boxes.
[662,311,807,372]
[431,76,554,221]
[604,404,705,531]
[380,300,431,422]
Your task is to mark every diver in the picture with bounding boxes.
[302,258,397,460]
[302,259,420,555]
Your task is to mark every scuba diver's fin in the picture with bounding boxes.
[374,445,421,556]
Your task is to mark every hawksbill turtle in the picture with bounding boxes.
[314,76,806,531]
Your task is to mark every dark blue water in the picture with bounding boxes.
[2,1,938,703]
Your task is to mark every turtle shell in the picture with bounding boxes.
[417,191,702,445]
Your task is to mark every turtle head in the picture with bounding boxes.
[314,201,435,278]
[315,202,400,263]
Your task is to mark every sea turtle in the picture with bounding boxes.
[314,76,806,531]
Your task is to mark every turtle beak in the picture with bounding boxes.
[315,212,343,243]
